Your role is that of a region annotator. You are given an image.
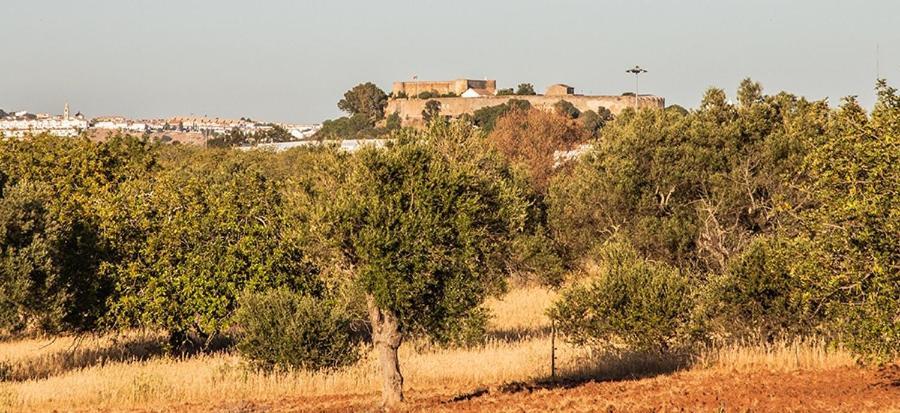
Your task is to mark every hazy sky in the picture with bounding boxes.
[2,0,899,123]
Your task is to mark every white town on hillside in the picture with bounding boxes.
[0,103,322,144]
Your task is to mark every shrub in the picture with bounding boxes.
[548,242,694,352]
[417,91,437,99]
[429,307,490,348]
[515,83,536,95]
[234,290,362,371]
[553,100,580,119]
[699,236,813,341]
[472,99,532,133]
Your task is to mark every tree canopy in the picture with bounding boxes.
[337,82,389,122]
[312,122,528,405]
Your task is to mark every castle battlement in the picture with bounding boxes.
[392,79,497,97]
[386,87,664,127]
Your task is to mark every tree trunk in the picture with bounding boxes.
[367,294,404,408]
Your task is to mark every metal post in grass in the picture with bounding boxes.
[551,318,557,381]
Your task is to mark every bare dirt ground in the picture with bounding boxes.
[178,364,900,413]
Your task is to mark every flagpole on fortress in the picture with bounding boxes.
[626,65,647,110]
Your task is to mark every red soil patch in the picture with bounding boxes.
[177,365,900,413]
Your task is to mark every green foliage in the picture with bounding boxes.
[428,307,490,348]
[472,99,532,133]
[579,107,613,138]
[385,112,402,130]
[338,82,388,122]
[549,242,694,351]
[314,114,392,140]
[234,290,362,371]
[506,228,567,287]
[103,149,321,337]
[665,104,689,116]
[553,100,580,119]
[699,236,813,340]
[0,135,157,334]
[515,83,536,95]
[790,82,900,360]
[548,79,824,270]
[422,100,442,123]
[208,125,295,148]
[417,91,437,99]
[0,181,99,334]
[314,121,528,340]
[497,88,514,96]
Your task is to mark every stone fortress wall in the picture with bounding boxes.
[392,79,497,97]
[386,79,665,127]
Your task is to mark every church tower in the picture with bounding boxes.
[64,102,70,120]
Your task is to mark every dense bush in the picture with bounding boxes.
[472,99,532,133]
[0,181,101,334]
[548,79,822,271]
[699,236,813,341]
[103,149,322,338]
[790,83,900,360]
[0,135,156,334]
[234,290,362,371]
[553,100,580,119]
[549,242,694,352]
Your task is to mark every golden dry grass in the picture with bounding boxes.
[0,286,866,412]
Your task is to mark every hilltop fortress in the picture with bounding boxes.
[386,78,664,126]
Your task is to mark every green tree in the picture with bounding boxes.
[104,149,320,342]
[417,91,437,99]
[422,100,442,123]
[515,83,536,95]
[0,134,157,334]
[792,83,900,360]
[548,80,824,270]
[337,82,388,122]
[579,106,614,138]
[472,99,532,133]
[314,114,379,140]
[313,122,527,406]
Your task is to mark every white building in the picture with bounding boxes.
[238,139,388,153]
[287,124,322,140]
[461,88,496,98]
[92,120,149,133]
[0,104,88,138]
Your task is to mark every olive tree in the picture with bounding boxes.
[314,122,527,406]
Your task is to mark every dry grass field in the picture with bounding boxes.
[0,286,897,412]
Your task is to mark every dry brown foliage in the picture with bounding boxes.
[486,109,587,193]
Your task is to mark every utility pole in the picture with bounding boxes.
[626,65,647,110]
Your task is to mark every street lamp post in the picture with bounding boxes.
[625,65,647,110]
